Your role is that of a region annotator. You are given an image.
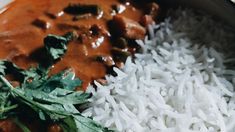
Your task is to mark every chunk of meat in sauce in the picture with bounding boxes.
[0,0,161,131]
[32,16,52,29]
[95,55,115,67]
[47,124,63,132]
[140,15,155,27]
[112,15,146,39]
[46,3,64,18]
[145,2,160,20]
[0,119,20,132]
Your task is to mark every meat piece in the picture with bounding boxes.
[119,0,132,4]
[0,120,19,132]
[90,24,109,36]
[140,15,155,27]
[112,15,146,39]
[64,4,102,16]
[32,16,52,29]
[47,124,62,132]
[145,2,160,19]
[72,13,92,21]
[111,47,131,62]
[46,6,64,18]
[112,4,126,14]
[90,24,101,36]
[113,37,128,49]
[95,55,115,67]
[77,31,93,44]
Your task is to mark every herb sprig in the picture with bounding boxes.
[0,32,111,132]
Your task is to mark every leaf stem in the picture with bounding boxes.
[0,104,18,112]
[0,75,15,90]
[13,117,31,132]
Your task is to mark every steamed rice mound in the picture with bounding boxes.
[82,9,235,132]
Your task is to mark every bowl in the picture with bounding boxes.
[0,0,13,14]
[160,0,235,29]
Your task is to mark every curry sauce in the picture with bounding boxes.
[0,0,146,90]
[0,0,159,131]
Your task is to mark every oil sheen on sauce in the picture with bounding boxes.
[0,0,143,90]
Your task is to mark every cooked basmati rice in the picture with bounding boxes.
[82,9,235,132]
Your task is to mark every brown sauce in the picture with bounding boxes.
[0,0,144,90]
[0,0,159,131]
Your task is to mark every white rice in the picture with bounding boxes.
[83,9,235,132]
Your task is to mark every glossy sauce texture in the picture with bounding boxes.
[0,0,143,90]
[0,0,148,131]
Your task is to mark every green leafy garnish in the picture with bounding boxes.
[0,60,36,83]
[13,117,31,132]
[0,32,111,132]
[44,32,75,67]
[0,71,109,132]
